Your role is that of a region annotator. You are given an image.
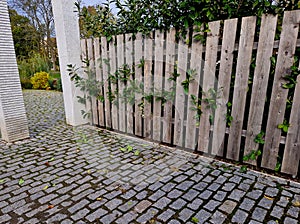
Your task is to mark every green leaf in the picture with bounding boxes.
[127,145,133,152]
[243,155,250,161]
[283,126,289,133]
[240,165,248,173]
[191,217,199,223]
[275,162,281,172]
[120,147,126,152]
[256,150,262,156]
[18,178,24,185]
[43,185,49,190]
[250,153,257,161]
[0,179,5,183]
[49,157,55,161]
[134,150,140,156]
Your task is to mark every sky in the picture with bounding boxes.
[82,0,119,14]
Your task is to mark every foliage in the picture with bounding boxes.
[31,71,50,89]
[77,0,299,39]
[277,120,290,133]
[9,9,40,58]
[75,3,117,39]
[243,149,262,162]
[254,131,265,144]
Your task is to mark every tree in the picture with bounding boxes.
[9,0,57,70]
[78,0,299,39]
[9,9,40,58]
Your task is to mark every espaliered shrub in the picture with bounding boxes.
[31,71,50,89]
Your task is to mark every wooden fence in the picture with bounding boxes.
[80,10,300,177]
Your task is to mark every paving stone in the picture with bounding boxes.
[157,209,175,222]
[287,206,300,218]
[270,205,284,219]
[240,198,255,211]
[284,217,298,224]
[134,200,152,213]
[228,189,246,201]
[210,210,226,224]
[194,209,211,223]
[213,191,227,201]
[231,209,248,223]
[179,208,194,222]
[219,200,237,214]
[115,211,138,224]
[222,182,236,191]
[86,208,108,222]
[153,197,172,209]
[68,199,89,213]
[149,190,166,201]
[258,197,274,209]
[105,198,123,211]
[252,207,268,221]
[167,189,184,199]
[170,198,187,210]
[136,208,158,223]
[187,198,203,210]
[198,190,213,200]
[247,189,263,200]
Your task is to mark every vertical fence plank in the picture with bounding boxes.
[153,31,164,141]
[262,10,300,170]
[94,38,105,126]
[162,29,176,144]
[87,38,99,126]
[144,33,153,138]
[185,29,203,150]
[244,15,277,165]
[125,33,134,135]
[197,21,220,153]
[226,16,256,160]
[211,18,238,156]
[80,39,91,122]
[101,37,112,128]
[134,33,143,136]
[108,37,118,130]
[282,73,300,176]
[174,33,189,147]
[117,34,126,133]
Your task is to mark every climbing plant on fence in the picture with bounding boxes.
[72,10,300,178]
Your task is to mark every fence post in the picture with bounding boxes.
[0,0,30,142]
[52,0,89,126]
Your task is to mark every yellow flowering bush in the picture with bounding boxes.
[30,71,50,89]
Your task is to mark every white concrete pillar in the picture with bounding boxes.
[0,0,29,142]
[52,0,89,126]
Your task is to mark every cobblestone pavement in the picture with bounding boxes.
[0,90,300,224]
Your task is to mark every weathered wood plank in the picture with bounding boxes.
[227,16,256,161]
[117,34,126,133]
[94,38,105,126]
[211,18,238,156]
[125,33,134,135]
[282,70,300,176]
[185,29,203,150]
[101,36,112,128]
[87,38,99,126]
[153,30,164,142]
[174,32,189,147]
[144,32,153,138]
[197,21,220,153]
[108,37,117,130]
[162,28,176,144]
[134,33,143,137]
[244,15,277,165]
[80,39,92,123]
[262,10,300,170]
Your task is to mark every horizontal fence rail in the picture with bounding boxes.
[80,10,300,177]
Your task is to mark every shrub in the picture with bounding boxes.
[31,71,50,89]
[20,77,33,89]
